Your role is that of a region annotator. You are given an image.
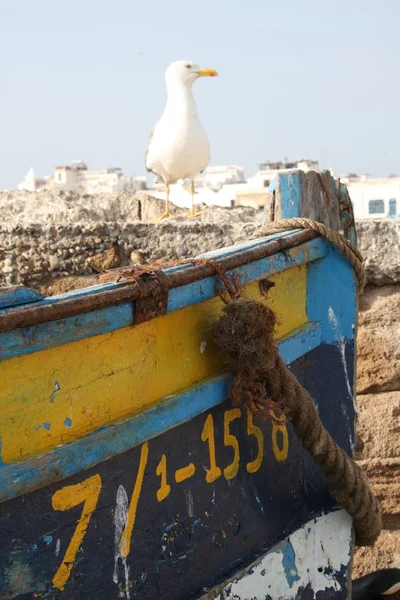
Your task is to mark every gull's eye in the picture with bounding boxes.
[185,63,192,69]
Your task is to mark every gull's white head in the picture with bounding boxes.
[165,60,218,88]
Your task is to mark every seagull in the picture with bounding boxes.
[145,60,218,219]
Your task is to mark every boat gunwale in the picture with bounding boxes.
[0,228,317,333]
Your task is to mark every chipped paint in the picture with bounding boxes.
[113,485,131,600]
[50,381,60,403]
[281,540,300,587]
[200,341,207,354]
[328,305,356,452]
[202,510,352,600]
[185,489,194,517]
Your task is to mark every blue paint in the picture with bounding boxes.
[0,238,327,362]
[43,535,53,545]
[278,322,321,365]
[34,425,42,431]
[0,321,321,502]
[306,245,357,456]
[167,238,327,312]
[50,381,60,403]
[282,540,300,587]
[0,286,44,309]
[278,171,304,219]
[0,302,133,361]
[307,247,356,344]
[64,418,72,428]
[43,422,51,431]
[0,281,123,312]
[29,543,38,553]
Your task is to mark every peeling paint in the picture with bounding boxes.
[185,489,194,517]
[203,510,352,600]
[282,540,300,587]
[328,306,355,451]
[113,485,131,600]
[50,381,60,403]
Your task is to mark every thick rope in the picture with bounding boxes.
[254,218,366,292]
[212,298,382,546]
[203,220,379,545]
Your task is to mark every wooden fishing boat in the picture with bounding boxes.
[0,171,385,599]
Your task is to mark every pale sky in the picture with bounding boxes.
[0,0,399,190]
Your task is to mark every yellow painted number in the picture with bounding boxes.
[223,408,241,480]
[156,453,171,502]
[120,442,149,558]
[201,413,222,483]
[246,408,264,473]
[52,474,102,591]
[271,411,289,462]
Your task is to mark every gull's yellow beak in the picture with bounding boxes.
[198,68,218,77]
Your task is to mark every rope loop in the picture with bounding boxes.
[208,220,381,546]
[254,218,366,292]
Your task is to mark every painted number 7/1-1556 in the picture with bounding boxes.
[51,407,289,591]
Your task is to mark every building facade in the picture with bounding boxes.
[341,175,399,219]
[248,158,320,188]
[18,162,147,194]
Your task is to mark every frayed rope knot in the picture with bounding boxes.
[211,294,382,547]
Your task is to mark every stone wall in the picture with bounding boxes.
[0,218,258,288]
[0,215,399,289]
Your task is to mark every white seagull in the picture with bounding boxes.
[145,60,218,219]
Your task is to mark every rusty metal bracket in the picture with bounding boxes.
[133,270,169,324]
[0,229,316,333]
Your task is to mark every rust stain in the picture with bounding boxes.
[0,229,317,333]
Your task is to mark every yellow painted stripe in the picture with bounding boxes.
[0,265,307,464]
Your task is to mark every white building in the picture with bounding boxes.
[248,158,320,188]
[18,168,48,192]
[150,159,323,210]
[150,181,243,208]
[341,175,399,219]
[17,161,147,194]
[153,165,246,192]
[196,165,246,190]
[53,161,147,194]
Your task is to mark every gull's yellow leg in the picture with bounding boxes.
[186,180,203,218]
[154,183,171,221]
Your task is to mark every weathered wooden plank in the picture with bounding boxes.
[0,238,326,362]
[201,510,352,600]
[0,285,44,309]
[264,170,357,244]
[0,321,322,503]
[0,266,308,465]
[0,341,355,600]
